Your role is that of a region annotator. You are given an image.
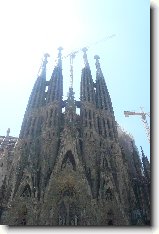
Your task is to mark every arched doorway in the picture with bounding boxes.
[61,150,76,171]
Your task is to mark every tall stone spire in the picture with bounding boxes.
[57,46,63,68]
[140,146,150,182]
[94,55,112,112]
[19,53,49,138]
[94,55,102,75]
[46,47,63,103]
[82,47,89,68]
[27,53,49,109]
[94,55,118,140]
[80,48,96,134]
[80,48,95,104]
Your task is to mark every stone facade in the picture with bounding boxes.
[0,49,150,226]
[0,130,18,188]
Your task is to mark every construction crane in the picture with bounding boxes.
[124,107,150,143]
[56,34,116,89]
[65,50,78,89]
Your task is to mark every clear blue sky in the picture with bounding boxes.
[0,0,150,159]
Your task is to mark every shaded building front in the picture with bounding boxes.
[0,48,150,226]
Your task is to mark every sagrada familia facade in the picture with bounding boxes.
[0,48,150,226]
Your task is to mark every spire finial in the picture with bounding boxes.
[6,128,10,137]
[57,47,63,68]
[94,55,101,70]
[69,52,76,89]
[37,53,50,77]
[82,47,89,67]
[42,53,50,67]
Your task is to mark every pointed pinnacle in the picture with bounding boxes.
[43,53,50,66]
[94,55,100,60]
[94,55,101,70]
[58,46,63,53]
[57,47,63,67]
[82,47,89,67]
[82,47,88,53]
[44,53,50,59]
[6,128,10,137]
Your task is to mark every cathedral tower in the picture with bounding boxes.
[0,48,150,226]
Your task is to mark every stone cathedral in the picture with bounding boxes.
[0,48,150,226]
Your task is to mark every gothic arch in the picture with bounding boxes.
[20,184,31,198]
[61,150,76,171]
[105,187,113,201]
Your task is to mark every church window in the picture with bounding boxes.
[79,139,83,153]
[105,187,113,201]
[85,109,87,118]
[63,188,74,197]
[88,93,90,101]
[61,150,76,171]
[52,91,55,101]
[20,218,26,225]
[20,184,31,198]
[89,121,92,128]
[107,119,113,139]
[97,117,102,134]
[107,209,114,225]
[109,131,113,138]
[103,157,108,169]
[86,167,91,185]
[50,108,53,118]
[107,119,111,129]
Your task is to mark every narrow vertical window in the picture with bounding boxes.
[97,117,102,134]
[103,119,107,137]
[107,119,110,129]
